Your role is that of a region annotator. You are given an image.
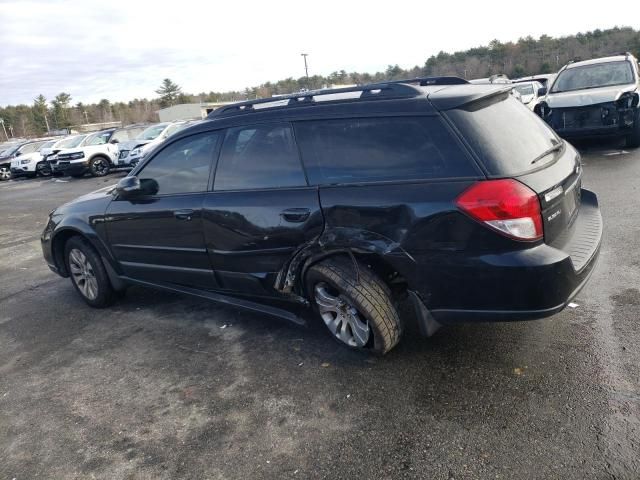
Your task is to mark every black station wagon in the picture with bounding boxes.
[41,78,603,354]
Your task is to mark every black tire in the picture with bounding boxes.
[626,110,640,148]
[306,257,402,354]
[37,164,52,177]
[64,236,115,308]
[89,156,110,177]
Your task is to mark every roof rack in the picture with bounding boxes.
[207,82,422,119]
[207,76,471,119]
[388,76,469,86]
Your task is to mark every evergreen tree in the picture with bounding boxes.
[155,78,182,107]
[32,94,48,134]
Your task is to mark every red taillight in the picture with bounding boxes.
[455,179,543,241]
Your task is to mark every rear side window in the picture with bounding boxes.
[446,95,560,176]
[294,116,477,185]
[214,123,307,191]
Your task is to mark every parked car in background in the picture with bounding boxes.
[513,74,556,89]
[513,81,545,110]
[535,53,640,147]
[7,139,52,178]
[38,134,89,176]
[469,74,511,84]
[0,141,27,180]
[116,121,188,167]
[51,124,147,178]
[42,79,602,355]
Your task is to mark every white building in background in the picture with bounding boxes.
[157,102,231,122]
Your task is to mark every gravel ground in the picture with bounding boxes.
[0,141,639,480]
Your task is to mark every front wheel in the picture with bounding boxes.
[64,236,115,307]
[0,168,11,181]
[306,257,402,354]
[89,156,110,177]
[37,162,52,177]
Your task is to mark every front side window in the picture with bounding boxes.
[138,132,219,195]
[214,123,307,191]
[551,61,635,93]
[294,116,477,185]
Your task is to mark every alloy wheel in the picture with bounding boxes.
[314,282,370,347]
[92,158,108,175]
[68,248,98,300]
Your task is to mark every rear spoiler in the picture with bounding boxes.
[427,85,514,110]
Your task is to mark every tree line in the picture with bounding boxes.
[1,26,638,139]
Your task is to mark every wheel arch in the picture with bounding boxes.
[278,227,416,301]
[51,223,118,278]
[87,153,112,165]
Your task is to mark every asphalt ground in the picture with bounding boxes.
[1,142,639,479]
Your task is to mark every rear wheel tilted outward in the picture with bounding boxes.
[306,257,402,354]
[64,236,115,307]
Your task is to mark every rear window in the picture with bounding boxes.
[294,116,477,185]
[446,95,559,176]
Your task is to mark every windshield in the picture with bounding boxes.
[58,135,87,148]
[551,61,635,93]
[514,84,534,96]
[137,124,168,140]
[2,145,21,157]
[85,131,113,146]
[39,140,56,150]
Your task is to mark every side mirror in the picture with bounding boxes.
[15,151,22,157]
[537,87,547,97]
[110,138,120,144]
[115,176,141,197]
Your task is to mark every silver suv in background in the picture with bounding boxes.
[116,121,189,167]
[535,53,640,147]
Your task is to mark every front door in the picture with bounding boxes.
[203,122,323,296]
[106,131,222,289]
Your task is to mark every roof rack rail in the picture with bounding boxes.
[207,82,422,119]
[388,76,469,86]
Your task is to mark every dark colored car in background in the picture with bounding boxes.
[41,79,602,355]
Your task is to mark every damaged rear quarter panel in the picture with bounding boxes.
[280,181,494,300]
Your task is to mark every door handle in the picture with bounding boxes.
[174,209,194,221]
[281,208,311,223]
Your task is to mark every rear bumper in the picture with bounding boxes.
[409,189,602,327]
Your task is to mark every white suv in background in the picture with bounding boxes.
[9,139,53,178]
[38,134,88,176]
[52,125,147,177]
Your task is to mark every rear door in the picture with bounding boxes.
[444,94,582,243]
[105,131,221,288]
[202,122,323,296]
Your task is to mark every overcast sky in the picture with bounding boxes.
[0,0,636,106]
